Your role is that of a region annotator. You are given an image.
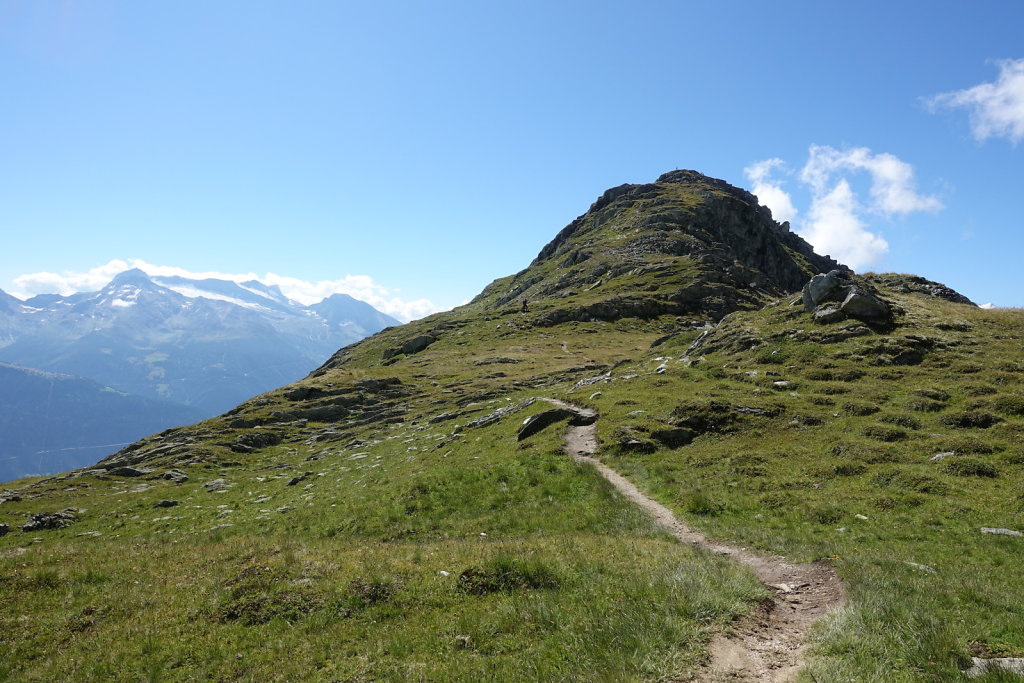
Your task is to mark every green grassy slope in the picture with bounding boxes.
[2,171,1021,681]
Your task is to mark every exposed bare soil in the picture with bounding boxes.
[543,398,845,682]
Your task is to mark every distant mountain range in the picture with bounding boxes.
[0,269,400,480]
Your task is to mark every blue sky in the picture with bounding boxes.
[2,1,1022,318]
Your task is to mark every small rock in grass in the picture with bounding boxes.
[153,500,179,508]
[965,657,1024,677]
[980,527,1022,537]
[930,451,955,462]
[904,561,936,574]
[0,524,9,536]
[855,514,869,520]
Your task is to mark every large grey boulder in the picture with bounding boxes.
[801,270,892,325]
[841,287,890,320]
[517,408,596,441]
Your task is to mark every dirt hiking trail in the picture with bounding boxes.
[541,398,845,682]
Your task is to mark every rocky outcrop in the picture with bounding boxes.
[21,509,78,532]
[866,273,976,306]
[470,170,844,320]
[802,270,892,324]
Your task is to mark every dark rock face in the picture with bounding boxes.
[107,466,154,478]
[866,273,976,306]
[517,408,596,441]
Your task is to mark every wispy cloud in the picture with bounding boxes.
[745,146,942,271]
[926,58,1024,145]
[744,158,798,224]
[11,260,439,322]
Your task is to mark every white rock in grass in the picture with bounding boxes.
[980,527,1022,537]
[966,657,1024,677]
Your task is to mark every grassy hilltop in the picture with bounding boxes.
[1,172,1022,681]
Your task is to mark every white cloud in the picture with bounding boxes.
[800,145,942,215]
[744,158,798,224]
[801,179,889,270]
[10,259,439,322]
[927,58,1024,144]
[747,145,942,271]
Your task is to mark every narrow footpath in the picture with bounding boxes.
[539,398,845,682]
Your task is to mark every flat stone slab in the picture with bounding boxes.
[966,657,1024,677]
[981,527,1023,537]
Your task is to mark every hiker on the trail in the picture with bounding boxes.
[521,298,529,313]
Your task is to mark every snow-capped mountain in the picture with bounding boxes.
[0,269,399,415]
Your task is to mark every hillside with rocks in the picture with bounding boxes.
[1,171,1021,681]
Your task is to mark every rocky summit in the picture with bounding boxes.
[1,171,1021,682]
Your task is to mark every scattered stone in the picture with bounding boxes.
[455,634,472,649]
[162,469,189,484]
[209,524,234,532]
[76,531,102,538]
[854,514,869,520]
[153,500,179,508]
[655,363,668,374]
[930,452,955,462]
[204,478,231,493]
[276,506,293,513]
[769,582,808,594]
[439,570,450,576]
[0,524,8,536]
[253,496,272,504]
[966,657,1024,678]
[21,509,77,532]
[904,561,936,574]
[286,472,313,486]
[772,381,792,389]
[981,527,1022,537]
[573,373,611,390]
[589,391,602,400]
[107,466,153,478]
